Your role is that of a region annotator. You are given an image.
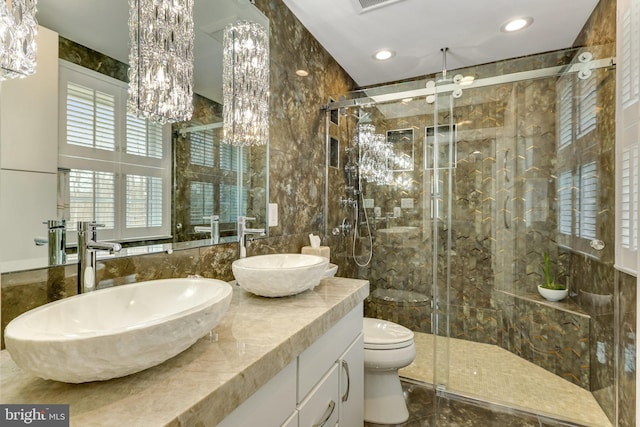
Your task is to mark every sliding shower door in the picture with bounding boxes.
[429,81,455,392]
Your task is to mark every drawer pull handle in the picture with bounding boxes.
[341,360,350,402]
[312,400,335,427]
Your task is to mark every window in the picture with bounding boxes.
[577,75,597,138]
[621,146,638,252]
[616,0,640,275]
[184,127,249,231]
[557,78,574,150]
[58,60,171,243]
[557,171,573,235]
[577,162,598,240]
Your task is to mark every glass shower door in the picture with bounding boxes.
[429,79,456,393]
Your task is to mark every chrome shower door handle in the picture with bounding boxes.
[503,195,511,229]
[504,149,510,182]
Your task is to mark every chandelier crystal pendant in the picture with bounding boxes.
[222,20,269,146]
[357,123,392,185]
[128,0,194,124]
[0,0,38,81]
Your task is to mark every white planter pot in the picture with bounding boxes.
[537,285,568,302]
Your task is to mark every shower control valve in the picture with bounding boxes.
[340,197,357,209]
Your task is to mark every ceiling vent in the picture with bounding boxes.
[352,0,406,13]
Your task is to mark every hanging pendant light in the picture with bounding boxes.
[222,20,269,146]
[357,123,392,185]
[0,0,38,81]
[128,0,194,124]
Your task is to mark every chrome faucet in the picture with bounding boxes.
[77,221,122,293]
[237,216,265,258]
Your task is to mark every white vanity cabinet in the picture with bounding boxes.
[216,303,364,427]
[297,303,364,427]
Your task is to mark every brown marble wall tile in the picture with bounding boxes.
[618,271,637,427]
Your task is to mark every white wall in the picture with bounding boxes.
[0,26,59,266]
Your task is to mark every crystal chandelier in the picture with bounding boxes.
[222,20,269,146]
[0,0,38,81]
[128,0,194,124]
[357,123,392,185]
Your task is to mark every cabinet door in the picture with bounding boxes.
[339,333,364,427]
[298,364,339,427]
[216,360,297,427]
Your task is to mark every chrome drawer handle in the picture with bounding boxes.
[312,400,335,427]
[341,360,350,402]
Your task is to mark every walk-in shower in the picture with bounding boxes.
[324,46,619,425]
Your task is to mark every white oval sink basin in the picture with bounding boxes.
[4,278,233,383]
[232,253,329,297]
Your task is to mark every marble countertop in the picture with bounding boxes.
[1,277,369,427]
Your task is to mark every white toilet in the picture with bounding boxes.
[363,317,416,424]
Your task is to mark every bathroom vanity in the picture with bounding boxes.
[0,276,369,426]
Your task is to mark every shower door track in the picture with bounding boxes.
[322,56,615,110]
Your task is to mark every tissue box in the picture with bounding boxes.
[302,246,330,260]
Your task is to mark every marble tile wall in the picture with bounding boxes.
[1,0,355,347]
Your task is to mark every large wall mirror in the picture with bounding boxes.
[0,0,269,273]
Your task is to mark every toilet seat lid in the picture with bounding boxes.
[363,317,414,348]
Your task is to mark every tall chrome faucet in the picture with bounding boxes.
[237,216,265,258]
[77,221,122,293]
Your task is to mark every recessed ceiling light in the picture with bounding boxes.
[373,49,395,61]
[501,17,533,33]
[296,69,309,77]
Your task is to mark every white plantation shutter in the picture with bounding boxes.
[126,175,163,228]
[59,60,170,243]
[68,170,115,232]
[578,162,598,240]
[557,78,574,149]
[190,130,215,167]
[66,82,116,151]
[617,0,640,275]
[558,171,573,235]
[126,114,164,159]
[190,181,215,224]
[578,76,597,138]
[621,146,638,252]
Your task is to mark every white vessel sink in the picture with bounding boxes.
[232,253,328,297]
[4,277,233,383]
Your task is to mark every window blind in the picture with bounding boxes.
[190,130,215,167]
[126,114,164,159]
[68,169,115,232]
[66,82,115,151]
[557,79,573,149]
[126,175,163,228]
[578,76,597,137]
[190,181,215,224]
[558,170,573,235]
[578,162,598,240]
[621,146,638,251]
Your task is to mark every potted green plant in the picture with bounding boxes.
[537,252,568,302]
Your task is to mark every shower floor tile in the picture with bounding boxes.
[399,332,612,427]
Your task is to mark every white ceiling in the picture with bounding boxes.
[282,0,601,86]
[35,0,268,104]
[36,0,601,98]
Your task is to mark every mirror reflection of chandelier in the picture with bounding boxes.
[357,123,392,185]
[127,0,195,124]
[0,0,38,81]
[222,20,269,147]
